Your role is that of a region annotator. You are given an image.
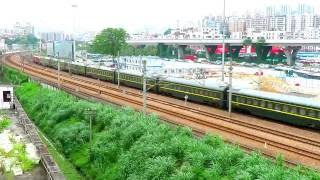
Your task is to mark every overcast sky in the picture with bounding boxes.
[1,0,319,34]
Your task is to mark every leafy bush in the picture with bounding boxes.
[1,66,28,85]
[0,116,11,132]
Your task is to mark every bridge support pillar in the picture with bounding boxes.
[284,46,301,66]
[204,45,217,60]
[228,45,243,59]
[157,43,169,58]
[178,45,187,59]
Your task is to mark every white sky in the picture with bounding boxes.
[1,0,319,34]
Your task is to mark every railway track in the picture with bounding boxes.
[5,54,320,170]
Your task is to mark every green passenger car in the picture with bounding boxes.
[231,89,320,128]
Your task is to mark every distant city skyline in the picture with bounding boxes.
[1,0,320,34]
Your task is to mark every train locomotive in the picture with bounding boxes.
[32,55,320,129]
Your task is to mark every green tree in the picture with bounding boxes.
[242,38,252,47]
[242,38,271,61]
[26,34,38,45]
[164,28,172,35]
[92,28,128,60]
[5,34,38,45]
[144,45,157,56]
[252,38,267,61]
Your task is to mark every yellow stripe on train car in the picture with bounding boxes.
[160,87,221,100]
[160,81,222,93]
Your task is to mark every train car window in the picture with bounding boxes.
[290,107,297,114]
[235,96,240,102]
[275,104,281,111]
[183,86,187,92]
[190,88,194,93]
[204,90,209,96]
[283,105,289,112]
[240,97,246,103]
[260,100,266,107]
[202,90,206,95]
[247,98,252,105]
[308,110,316,118]
[253,99,259,106]
[267,102,273,109]
[299,108,306,116]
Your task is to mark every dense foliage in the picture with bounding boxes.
[91,28,128,57]
[0,115,11,133]
[4,67,320,179]
[0,66,28,85]
[5,34,38,45]
[120,45,158,56]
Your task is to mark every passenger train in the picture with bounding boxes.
[32,55,320,129]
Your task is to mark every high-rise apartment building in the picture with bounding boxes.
[13,22,34,36]
[266,6,276,16]
[41,32,68,42]
[268,16,286,31]
[286,16,296,32]
[249,15,268,32]
[297,4,314,15]
[228,17,246,33]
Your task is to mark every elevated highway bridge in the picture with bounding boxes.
[127,39,320,65]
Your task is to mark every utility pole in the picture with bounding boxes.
[228,57,233,117]
[39,35,42,55]
[117,51,120,88]
[142,59,147,114]
[70,4,78,76]
[71,4,77,61]
[221,0,226,82]
[84,108,96,160]
[57,53,60,88]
